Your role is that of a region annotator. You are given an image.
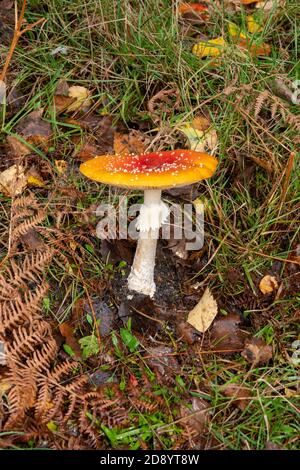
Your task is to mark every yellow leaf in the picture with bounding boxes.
[178,116,218,153]
[228,22,247,38]
[192,37,226,58]
[27,175,45,187]
[247,15,263,33]
[0,379,12,397]
[259,275,278,294]
[67,85,92,112]
[47,421,58,432]
[55,160,68,175]
[187,288,218,333]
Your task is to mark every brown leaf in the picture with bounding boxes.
[113,130,147,156]
[59,323,82,359]
[100,239,134,265]
[14,108,52,152]
[81,299,115,338]
[187,288,218,333]
[265,441,282,450]
[178,321,199,344]
[0,2,14,45]
[7,135,31,157]
[222,384,252,410]
[72,135,100,162]
[259,275,278,294]
[236,38,271,57]
[65,114,115,155]
[210,313,249,352]
[20,228,45,252]
[0,0,13,8]
[166,236,188,260]
[53,94,75,114]
[0,164,27,196]
[180,397,210,435]
[241,337,273,364]
[146,346,179,382]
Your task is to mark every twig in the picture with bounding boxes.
[0,0,45,82]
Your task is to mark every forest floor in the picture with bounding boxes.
[0,0,299,450]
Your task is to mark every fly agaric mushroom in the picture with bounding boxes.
[80,150,217,297]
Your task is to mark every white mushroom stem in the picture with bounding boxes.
[127,189,169,298]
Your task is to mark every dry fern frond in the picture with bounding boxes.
[254,90,269,118]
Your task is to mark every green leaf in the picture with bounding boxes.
[101,424,118,444]
[86,313,93,327]
[63,344,75,357]
[79,335,99,359]
[120,328,139,353]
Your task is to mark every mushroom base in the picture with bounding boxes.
[127,229,158,298]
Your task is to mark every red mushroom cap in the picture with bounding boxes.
[80,150,218,189]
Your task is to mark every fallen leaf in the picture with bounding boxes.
[0,164,27,196]
[72,135,100,162]
[65,114,115,155]
[88,369,117,388]
[228,22,247,39]
[146,346,179,382]
[53,94,75,114]
[27,175,45,187]
[0,0,13,8]
[241,337,273,364]
[14,108,52,152]
[210,313,249,352]
[0,2,14,45]
[166,236,188,260]
[59,323,82,359]
[187,288,218,333]
[0,379,12,398]
[259,275,278,294]
[178,321,199,344]
[255,0,285,11]
[180,397,210,435]
[236,37,271,56]
[192,37,226,58]
[113,130,147,156]
[50,45,68,56]
[271,77,296,104]
[179,2,209,21]
[265,441,282,450]
[247,14,263,33]
[179,2,209,14]
[20,228,45,252]
[178,116,218,153]
[7,135,31,157]
[222,383,253,410]
[284,387,298,398]
[67,85,92,113]
[55,160,68,175]
[83,299,115,337]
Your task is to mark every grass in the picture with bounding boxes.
[0,0,299,450]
